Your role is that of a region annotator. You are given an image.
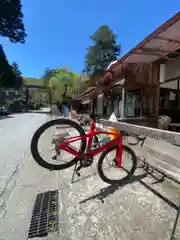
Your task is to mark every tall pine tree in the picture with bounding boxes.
[0,1,26,87]
[0,0,27,43]
[0,45,17,87]
[84,25,120,78]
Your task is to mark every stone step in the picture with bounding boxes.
[98,123,180,184]
[142,154,180,183]
[130,141,180,184]
[143,137,180,169]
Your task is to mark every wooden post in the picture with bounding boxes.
[122,87,125,118]
[140,88,143,117]
[176,78,179,108]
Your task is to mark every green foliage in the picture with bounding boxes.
[11,61,22,77]
[11,61,23,87]
[0,0,26,43]
[79,78,90,94]
[23,77,44,86]
[0,45,17,87]
[41,68,56,87]
[41,67,84,103]
[84,25,120,76]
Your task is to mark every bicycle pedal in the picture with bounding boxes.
[76,171,81,177]
[112,158,117,166]
[97,196,104,203]
[49,168,55,171]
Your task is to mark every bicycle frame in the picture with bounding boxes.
[59,119,123,168]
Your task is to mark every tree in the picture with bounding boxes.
[84,25,120,77]
[42,67,82,103]
[11,61,23,87]
[0,0,26,43]
[0,45,17,87]
[41,68,56,87]
[0,0,26,87]
[11,62,22,76]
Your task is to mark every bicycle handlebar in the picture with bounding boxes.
[120,131,146,147]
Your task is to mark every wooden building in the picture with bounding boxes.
[79,11,180,128]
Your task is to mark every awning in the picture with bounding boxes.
[78,86,94,98]
[102,11,180,81]
[79,12,180,99]
[77,86,98,101]
[122,12,180,63]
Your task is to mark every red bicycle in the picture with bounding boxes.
[31,114,137,184]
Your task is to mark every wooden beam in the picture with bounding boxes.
[141,47,180,56]
[134,51,175,61]
[141,47,175,54]
[154,36,180,44]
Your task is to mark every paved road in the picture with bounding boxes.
[0,113,51,197]
[0,122,180,239]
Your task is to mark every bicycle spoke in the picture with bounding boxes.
[98,145,137,184]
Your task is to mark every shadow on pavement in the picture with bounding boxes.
[79,169,179,211]
[72,169,102,184]
[0,115,14,120]
[139,177,179,211]
[79,173,147,204]
[78,163,180,239]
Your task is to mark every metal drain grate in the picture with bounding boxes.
[28,190,58,238]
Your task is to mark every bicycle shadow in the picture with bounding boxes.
[79,173,147,204]
[79,169,180,212]
[72,168,102,184]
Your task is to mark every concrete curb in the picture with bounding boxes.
[98,123,180,183]
[143,138,180,168]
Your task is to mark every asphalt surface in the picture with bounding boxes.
[0,113,50,197]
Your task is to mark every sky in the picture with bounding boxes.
[1,0,180,78]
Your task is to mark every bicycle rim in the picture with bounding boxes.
[98,145,137,184]
[31,118,86,170]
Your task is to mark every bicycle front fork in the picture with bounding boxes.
[116,139,123,168]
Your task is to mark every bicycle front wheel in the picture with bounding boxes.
[31,118,86,170]
[98,145,137,184]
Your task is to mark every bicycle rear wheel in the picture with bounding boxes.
[31,118,86,170]
[98,145,137,184]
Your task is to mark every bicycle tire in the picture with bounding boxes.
[98,144,137,184]
[31,118,86,170]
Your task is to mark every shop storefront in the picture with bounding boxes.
[159,59,180,124]
[79,12,180,128]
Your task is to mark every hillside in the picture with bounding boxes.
[23,77,44,87]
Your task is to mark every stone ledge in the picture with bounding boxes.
[98,123,180,184]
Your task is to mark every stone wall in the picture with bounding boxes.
[99,119,180,146]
